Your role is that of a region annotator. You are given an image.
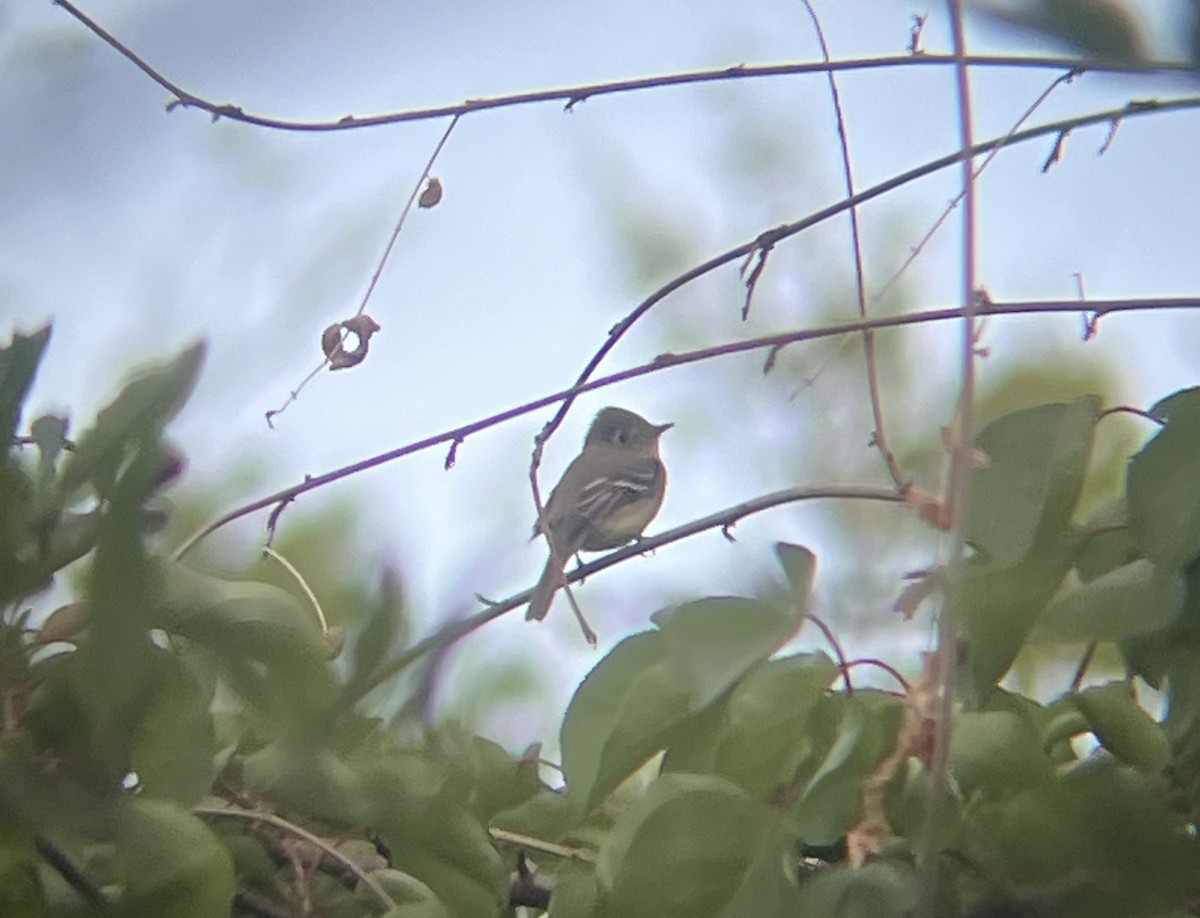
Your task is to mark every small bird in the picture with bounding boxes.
[527,407,672,624]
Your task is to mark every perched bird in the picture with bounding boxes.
[527,407,672,623]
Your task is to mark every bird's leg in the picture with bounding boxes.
[562,583,597,646]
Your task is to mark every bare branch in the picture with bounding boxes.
[194,804,396,911]
[346,484,907,703]
[1098,404,1166,425]
[798,0,905,491]
[845,657,912,693]
[172,294,1200,560]
[876,68,1076,301]
[804,612,854,694]
[49,1,1196,133]
[264,116,461,425]
[530,93,1200,450]
[1070,640,1098,693]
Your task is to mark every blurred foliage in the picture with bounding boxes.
[4,328,1200,917]
[979,0,1147,62]
[979,0,1200,70]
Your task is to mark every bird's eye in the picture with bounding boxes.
[613,428,627,444]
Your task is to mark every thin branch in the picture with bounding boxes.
[798,0,905,491]
[804,611,854,694]
[265,115,461,426]
[490,828,595,862]
[844,657,912,693]
[346,484,906,702]
[920,2,979,913]
[13,434,77,451]
[35,836,108,911]
[49,1,1197,132]
[354,116,460,322]
[262,546,329,635]
[1098,404,1166,425]
[194,804,396,912]
[1070,640,1098,693]
[874,68,1077,302]
[172,294,1200,560]
[524,93,1200,451]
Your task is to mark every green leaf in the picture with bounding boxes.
[1075,498,1137,582]
[966,762,1196,918]
[1164,647,1200,817]
[0,820,45,917]
[794,692,903,845]
[561,631,692,814]
[795,861,918,918]
[966,397,1100,566]
[652,597,800,711]
[153,561,333,736]
[60,342,204,497]
[0,463,34,604]
[961,541,1074,697]
[370,869,450,918]
[547,867,601,918]
[950,711,1053,798]
[340,569,405,705]
[242,743,360,822]
[0,325,51,444]
[985,0,1145,63]
[1037,559,1184,642]
[428,727,544,825]
[115,799,235,918]
[131,655,217,803]
[1128,387,1200,571]
[75,441,166,776]
[491,788,577,845]
[1074,682,1168,773]
[664,653,837,796]
[595,773,776,918]
[774,542,815,601]
[363,756,507,918]
[711,824,799,918]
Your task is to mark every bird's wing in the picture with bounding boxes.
[574,458,661,521]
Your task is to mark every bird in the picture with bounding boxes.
[526,407,672,624]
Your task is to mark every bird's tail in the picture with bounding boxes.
[526,553,566,621]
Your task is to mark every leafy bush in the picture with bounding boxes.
[4,328,1200,917]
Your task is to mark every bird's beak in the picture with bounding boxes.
[654,422,674,435]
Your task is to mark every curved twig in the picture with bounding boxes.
[194,804,396,912]
[798,0,904,491]
[50,0,1196,132]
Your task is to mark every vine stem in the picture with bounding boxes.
[798,0,905,491]
[193,804,396,912]
[264,115,461,426]
[918,3,978,913]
